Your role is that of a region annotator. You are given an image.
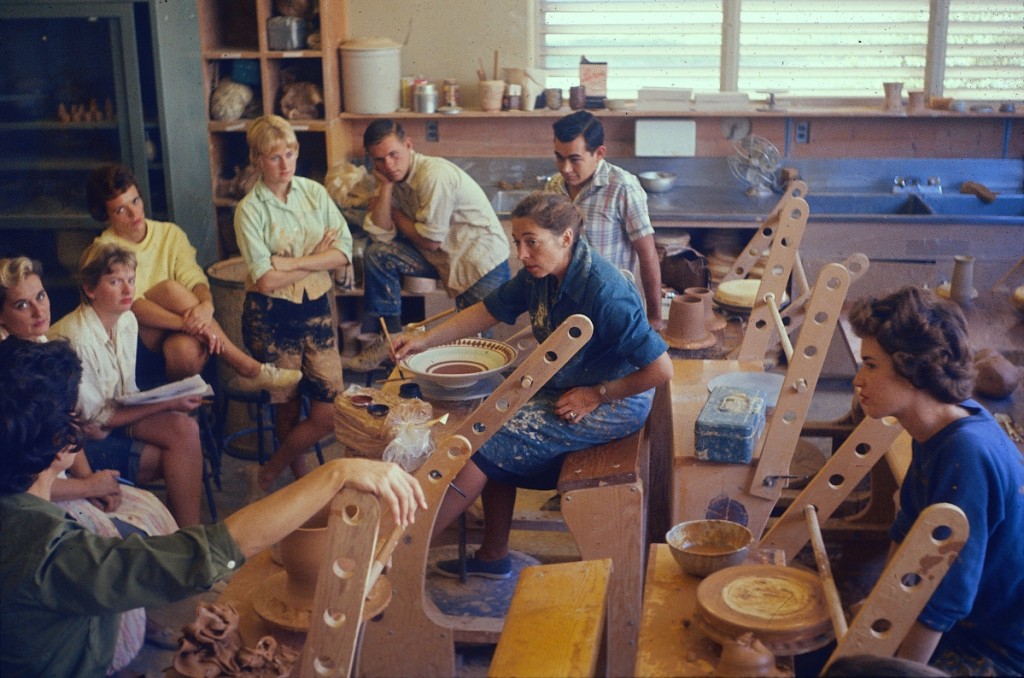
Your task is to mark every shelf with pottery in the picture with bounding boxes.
[197,0,346,259]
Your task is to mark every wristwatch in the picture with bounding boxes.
[598,383,609,402]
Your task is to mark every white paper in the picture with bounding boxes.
[116,374,214,406]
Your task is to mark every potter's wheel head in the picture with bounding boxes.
[252,572,392,632]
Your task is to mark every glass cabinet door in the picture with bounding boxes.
[0,4,153,318]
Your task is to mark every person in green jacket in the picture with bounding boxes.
[0,338,426,678]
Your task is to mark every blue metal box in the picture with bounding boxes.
[695,385,767,464]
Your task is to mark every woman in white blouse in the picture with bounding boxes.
[49,244,204,527]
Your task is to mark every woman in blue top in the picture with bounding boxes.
[848,286,1023,675]
[393,192,672,578]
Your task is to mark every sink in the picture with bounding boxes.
[491,189,533,214]
[921,194,1024,217]
[806,194,934,215]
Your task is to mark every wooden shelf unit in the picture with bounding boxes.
[197,0,347,259]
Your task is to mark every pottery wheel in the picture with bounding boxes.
[695,564,833,655]
[252,571,392,632]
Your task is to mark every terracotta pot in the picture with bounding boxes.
[661,294,716,350]
[685,286,726,331]
[278,506,330,605]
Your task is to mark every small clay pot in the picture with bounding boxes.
[661,294,716,350]
[716,632,784,677]
[685,286,727,332]
[278,506,330,605]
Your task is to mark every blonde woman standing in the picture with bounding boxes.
[234,114,353,493]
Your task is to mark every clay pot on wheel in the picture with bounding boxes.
[279,506,331,604]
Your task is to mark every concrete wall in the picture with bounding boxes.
[346,0,533,108]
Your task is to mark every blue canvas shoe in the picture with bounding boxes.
[432,554,513,580]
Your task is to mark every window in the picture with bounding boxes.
[538,0,1024,100]
[945,0,1024,100]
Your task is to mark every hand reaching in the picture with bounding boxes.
[341,458,427,528]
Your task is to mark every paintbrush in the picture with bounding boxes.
[477,58,487,81]
[379,318,406,380]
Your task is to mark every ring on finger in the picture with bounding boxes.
[569,411,577,420]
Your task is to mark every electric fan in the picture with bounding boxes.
[728,135,781,196]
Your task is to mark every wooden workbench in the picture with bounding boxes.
[634,544,786,677]
[662,359,764,526]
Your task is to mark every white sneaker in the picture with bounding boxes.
[233,363,302,395]
[341,335,391,372]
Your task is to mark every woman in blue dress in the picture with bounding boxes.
[848,286,1022,675]
[393,192,672,578]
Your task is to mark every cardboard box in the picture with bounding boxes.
[579,56,607,98]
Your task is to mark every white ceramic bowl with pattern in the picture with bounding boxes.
[402,338,517,390]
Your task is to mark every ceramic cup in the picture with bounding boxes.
[883,82,904,113]
[479,80,506,112]
[907,90,926,114]
[545,87,563,110]
[569,85,586,110]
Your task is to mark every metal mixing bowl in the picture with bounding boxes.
[638,171,677,193]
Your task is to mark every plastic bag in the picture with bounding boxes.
[382,400,435,472]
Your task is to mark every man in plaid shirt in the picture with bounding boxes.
[546,111,664,330]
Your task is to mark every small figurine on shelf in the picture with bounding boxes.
[57,103,71,123]
[104,98,115,121]
[86,98,102,122]
[70,104,86,122]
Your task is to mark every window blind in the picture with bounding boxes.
[538,0,1024,100]
[945,0,1024,100]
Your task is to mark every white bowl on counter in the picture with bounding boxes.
[638,171,677,193]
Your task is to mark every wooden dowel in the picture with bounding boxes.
[493,49,499,80]
[764,292,794,361]
[407,306,456,329]
[804,505,848,640]
[379,318,406,379]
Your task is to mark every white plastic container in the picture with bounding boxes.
[340,37,401,114]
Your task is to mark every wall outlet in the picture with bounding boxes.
[425,121,439,142]
[794,121,811,144]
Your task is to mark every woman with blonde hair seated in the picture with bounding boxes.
[49,244,205,528]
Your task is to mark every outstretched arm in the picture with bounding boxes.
[224,458,426,558]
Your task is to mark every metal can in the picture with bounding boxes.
[415,83,438,114]
[442,79,460,107]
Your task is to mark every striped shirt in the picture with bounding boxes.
[546,159,654,274]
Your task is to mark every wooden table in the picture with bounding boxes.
[634,544,786,677]
[658,359,764,526]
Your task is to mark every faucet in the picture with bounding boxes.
[892,176,942,195]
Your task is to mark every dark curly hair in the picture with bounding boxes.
[848,286,975,403]
[86,164,138,222]
[0,338,84,494]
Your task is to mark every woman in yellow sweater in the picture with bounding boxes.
[88,163,300,395]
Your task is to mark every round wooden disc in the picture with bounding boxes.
[696,565,833,654]
[714,280,790,311]
[252,571,392,632]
